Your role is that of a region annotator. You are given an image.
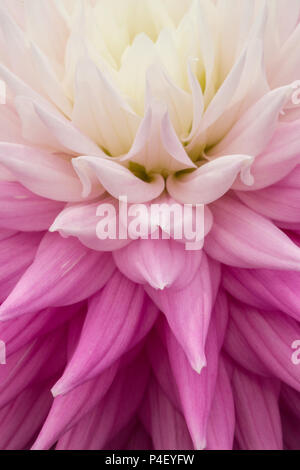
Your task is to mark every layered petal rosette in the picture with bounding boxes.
[0,0,300,450]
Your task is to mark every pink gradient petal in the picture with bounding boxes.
[52,273,157,395]
[114,238,202,290]
[167,154,254,205]
[146,253,213,372]
[0,231,42,302]
[0,232,115,320]
[0,181,64,231]
[165,319,219,450]
[223,266,300,321]
[233,120,300,190]
[0,143,85,202]
[205,195,300,270]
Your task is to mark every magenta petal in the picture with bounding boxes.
[223,266,300,321]
[233,368,282,450]
[0,304,83,357]
[227,301,300,391]
[0,231,42,302]
[0,232,115,320]
[0,380,53,450]
[205,195,300,270]
[147,253,213,372]
[55,354,149,450]
[114,238,202,290]
[165,319,219,450]
[141,378,193,450]
[206,357,235,450]
[52,272,150,395]
[32,362,119,450]
[0,327,66,409]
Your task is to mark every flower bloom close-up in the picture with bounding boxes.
[1,0,300,451]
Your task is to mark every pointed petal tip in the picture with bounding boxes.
[192,357,207,374]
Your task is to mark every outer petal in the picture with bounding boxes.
[205,195,300,270]
[226,300,300,391]
[146,253,213,372]
[55,354,150,450]
[0,181,64,231]
[52,273,156,395]
[141,378,193,450]
[223,266,300,321]
[233,120,300,191]
[165,319,219,450]
[0,232,115,320]
[206,357,235,450]
[233,368,282,450]
[0,231,42,302]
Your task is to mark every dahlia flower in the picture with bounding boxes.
[0,0,300,451]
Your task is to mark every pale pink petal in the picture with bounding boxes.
[205,195,300,270]
[113,238,202,290]
[73,156,165,204]
[0,143,85,202]
[167,154,253,205]
[233,120,300,190]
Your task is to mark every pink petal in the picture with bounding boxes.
[0,380,53,450]
[227,300,300,391]
[233,368,282,450]
[206,357,235,450]
[52,273,154,395]
[0,181,64,231]
[50,198,132,252]
[165,319,219,450]
[0,232,115,320]
[233,120,300,190]
[73,156,165,204]
[146,253,213,372]
[223,266,300,321]
[32,362,119,450]
[205,195,300,270]
[114,238,202,290]
[236,165,300,223]
[141,378,193,450]
[0,304,83,358]
[0,231,42,302]
[56,354,150,450]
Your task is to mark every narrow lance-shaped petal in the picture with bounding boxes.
[0,231,115,320]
